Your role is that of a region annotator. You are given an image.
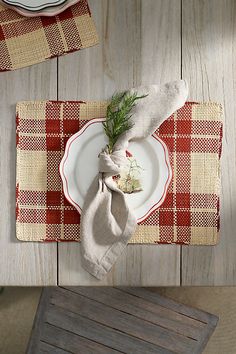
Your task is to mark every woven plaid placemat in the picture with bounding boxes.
[16,101,223,245]
[0,0,98,71]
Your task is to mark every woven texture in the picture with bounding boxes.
[16,101,223,245]
[0,0,98,71]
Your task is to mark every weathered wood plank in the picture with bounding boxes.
[0,62,58,285]
[37,341,70,354]
[46,303,175,354]
[120,288,219,353]
[181,0,236,285]
[64,286,205,340]
[41,323,122,354]
[119,287,218,326]
[58,0,181,286]
[49,287,197,353]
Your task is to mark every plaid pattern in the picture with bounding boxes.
[16,101,223,245]
[0,0,98,71]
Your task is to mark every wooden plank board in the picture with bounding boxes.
[0,62,58,285]
[41,323,121,354]
[27,287,218,354]
[58,0,181,286]
[118,287,218,325]
[181,0,236,285]
[37,342,70,354]
[49,288,197,353]
[65,286,206,340]
[45,307,173,354]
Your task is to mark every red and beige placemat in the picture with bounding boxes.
[0,0,98,71]
[16,101,223,245]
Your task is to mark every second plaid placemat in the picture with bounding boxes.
[0,0,98,71]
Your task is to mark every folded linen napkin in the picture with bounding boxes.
[81,80,189,279]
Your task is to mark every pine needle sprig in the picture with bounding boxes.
[103,91,147,153]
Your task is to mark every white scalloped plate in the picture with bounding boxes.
[60,118,172,223]
[3,0,66,11]
[0,0,79,17]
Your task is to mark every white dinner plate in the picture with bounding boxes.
[3,0,66,11]
[0,0,79,16]
[60,118,172,223]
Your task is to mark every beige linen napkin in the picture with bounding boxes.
[81,80,189,279]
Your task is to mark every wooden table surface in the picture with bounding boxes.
[0,0,235,286]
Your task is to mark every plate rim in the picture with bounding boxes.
[2,0,66,11]
[0,0,79,17]
[59,118,172,223]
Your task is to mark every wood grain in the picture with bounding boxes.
[181,0,236,285]
[36,342,69,354]
[1,0,234,286]
[65,286,206,340]
[0,62,58,285]
[27,287,218,354]
[58,0,181,286]
[49,289,196,352]
[41,323,121,354]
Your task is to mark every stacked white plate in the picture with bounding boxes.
[0,0,80,16]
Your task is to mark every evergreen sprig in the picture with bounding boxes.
[103,91,147,153]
